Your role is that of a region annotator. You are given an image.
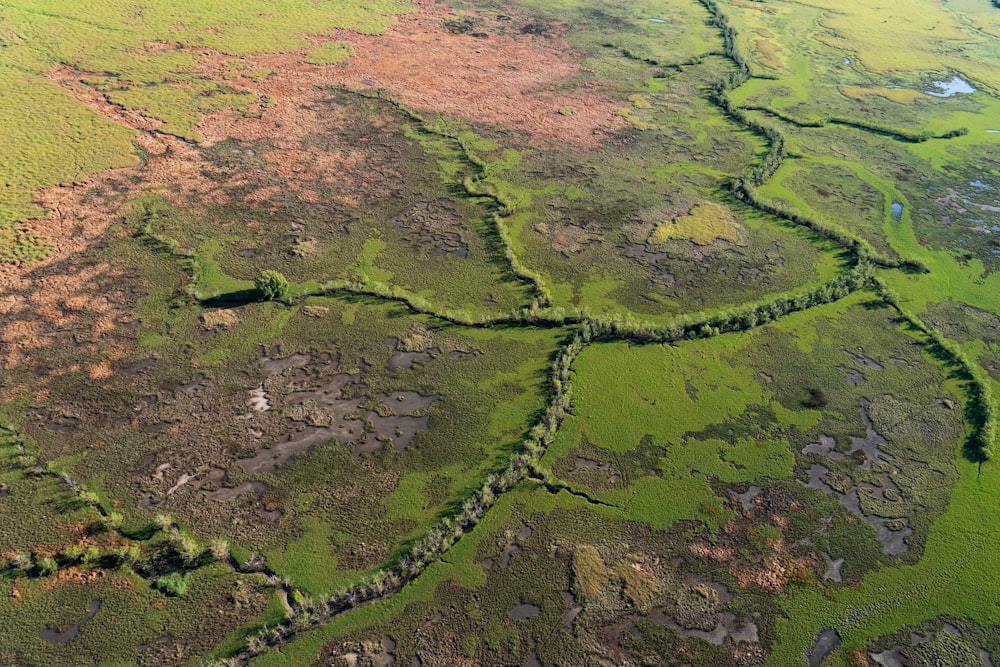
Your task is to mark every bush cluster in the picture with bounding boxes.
[254,269,289,301]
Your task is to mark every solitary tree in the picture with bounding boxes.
[254,269,289,301]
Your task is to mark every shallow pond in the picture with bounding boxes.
[510,603,540,620]
[40,600,101,645]
[891,202,903,222]
[926,76,976,97]
[807,628,841,667]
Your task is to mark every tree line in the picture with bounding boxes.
[741,105,969,144]
[695,0,932,275]
[582,263,873,344]
[213,334,584,665]
[874,279,996,463]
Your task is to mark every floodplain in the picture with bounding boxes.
[1,0,999,665]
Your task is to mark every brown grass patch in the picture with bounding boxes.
[88,360,114,380]
[5,0,623,293]
[0,259,129,370]
[201,309,240,330]
[37,567,108,594]
[755,38,784,70]
[0,0,629,404]
[691,489,814,593]
[572,544,609,600]
[49,66,170,169]
[206,0,627,149]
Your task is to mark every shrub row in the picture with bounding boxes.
[873,280,996,462]
[331,86,553,310]
[1,540,143,577]
[698,0,751,82]
[0,431,234,591]
[741,105,969,143]
[735,185,929,272]
[312,279,578,329]
[612,45,720,70]
[582,263,873,344]
[315,279,496,327]
[696,0,933,275]
[132,197,200,298]
[218,335,585,664]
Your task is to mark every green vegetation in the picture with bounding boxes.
[648,202,742,245]
[874,280,996,463]
[155,572,191,596]
[253,270,289,301]
[1,0,999,665]
[0,71,137,259]
[305,42,355,65]
[0,0,412,259]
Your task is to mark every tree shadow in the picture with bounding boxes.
[200,289,260,309]
[963,437,989,465]
[860,298,890,311]
[899,261,930,275]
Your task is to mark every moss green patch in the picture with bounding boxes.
[566,338,764,454]
[649,202,742,245]
[305,42,355,66]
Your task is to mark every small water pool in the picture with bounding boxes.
[891,202,903,222]
[926,76,976,97]
[648,17,668,23]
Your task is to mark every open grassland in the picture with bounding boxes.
[726,0,1000,148]
[0,70,137,259]
[0,566,280,666]
[793,0,1000,92]
[459,53,847,322]
[126,91,537,317]
[243,290,970,665]
[753,113,1000,290]
[0,0,412,260]
[768,436,1000,665]
[449,0,721,69]
[1,0,1000,664]
[248,484,792,666]
[544,292,962,557]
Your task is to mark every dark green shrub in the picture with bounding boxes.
[802,388,828,408]
[35,555,57,576]
[155,571,190,596]
[254,269,289,301]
